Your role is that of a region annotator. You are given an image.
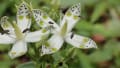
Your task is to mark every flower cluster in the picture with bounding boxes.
[0,2,97,59]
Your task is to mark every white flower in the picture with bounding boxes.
[32,3,97,55]
[0,2,49,59]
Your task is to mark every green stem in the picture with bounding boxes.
[41,62,46,68]
[29,43,41,68]
[64,47,75,61]
[35,62,41,68]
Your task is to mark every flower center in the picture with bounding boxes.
[12,21,24,40]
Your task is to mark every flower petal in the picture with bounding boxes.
[25,29,50,42]
[32,9,45,27]
[60,3,81,33]
[32,9,59,33]
[0,16,15,35]
[8,40,27,59]
[0,34,15,44]
[65,33,97,48]
[41,34,64,55]
[17,2,31,32]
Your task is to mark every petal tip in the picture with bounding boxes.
[8,51,26,59]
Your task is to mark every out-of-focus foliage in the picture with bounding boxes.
[0,0,120,68]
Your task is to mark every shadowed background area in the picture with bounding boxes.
[0,0,120,68]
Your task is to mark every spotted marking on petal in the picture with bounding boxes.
[19,16,24,20]
[44,42,50,47]
[11,52,16,55]
[2,23,10,28]
[32,9,41,23]
[26,15,30,19]
[79,45,84,48]
[51,48,57,51]
[41,45,52,55]
[42,29,47,33]
[73,16,79,20]
[39,21,44,26]
[17,2,30,16]
[0,16,12,29]
[22,28,30,33]
[70,3,81,16]
[42,15,48,19]
[66,11,72,17]
[48,21,54,24]
[33,10,41,17]
[83,38,89,43]
[0,16,9,24]
[70,33,74,39]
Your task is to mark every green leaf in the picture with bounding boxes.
[91,2,107,22]
[104,40,120,56]
[107,0,120,6]
[61,0,80,7]
[16,62,35,68]
[0,54,11,68]
[75,20,94,36]
[107,20,120,37]
[89,50,112,62]
[76,21,93,31]
[77,50,92,68]
[93,24,111,37]
[0,2,9,16]
[0,44,10,51]
[115,55,120,67]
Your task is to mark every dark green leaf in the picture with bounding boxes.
[16,62,35,68]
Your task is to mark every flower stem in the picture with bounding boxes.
[35,62,41,68]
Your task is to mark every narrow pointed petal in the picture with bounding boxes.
[32,9,59,33]
[25,29,50,42]
[17,2,31,32]
[9,40,27,59]
[60,3,81,33]
[65,33,97,48]
[41,35,64,55]
[0,34,15,44]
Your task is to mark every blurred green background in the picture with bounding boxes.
[0,0,120,68]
